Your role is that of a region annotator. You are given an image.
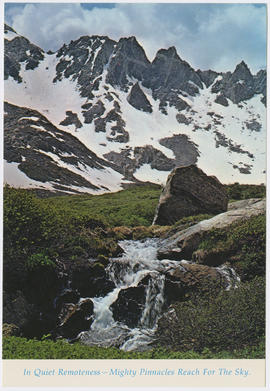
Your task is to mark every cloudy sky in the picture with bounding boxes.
[4,2,267,73]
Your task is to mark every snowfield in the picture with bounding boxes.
[4,34,266,193]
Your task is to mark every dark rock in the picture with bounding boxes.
[54,35,116,99]
[4,27,44,82]
[58,299,94,339]
[127,82,152,113]
[192,248,228,267]
[111,285,146,328]
[54,289,80,312]
[211,61,260,104]
[81,103,92,110]
[215,94,229,106]
[134,145,175,171]
[3,290,36,331]
[254,69,266,104]
[245,120,261,132]
[143,46,203,96]
[153,165,228,225]
[106,36,150,90]
[159,135,199,167]
[82,100,105,124]
[60,111,82,129]
[176,113,191,125]
[197,69,219,88]
[104,140,198,181]
[71,260,115,297]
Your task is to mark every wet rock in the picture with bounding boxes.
[153,165,228,225]
[111,285,146,328]
[54,289,80,312]
[58,299,94,339]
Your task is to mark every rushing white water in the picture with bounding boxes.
[79,238,240,351]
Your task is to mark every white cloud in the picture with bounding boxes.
[5,3,266,73]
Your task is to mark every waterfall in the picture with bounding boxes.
[78,238,240,351]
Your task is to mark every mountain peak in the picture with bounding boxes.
[232,60,253,82]
[156,46,179,59]
[235,60,250,71]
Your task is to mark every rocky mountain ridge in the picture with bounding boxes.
[4,24,266,194]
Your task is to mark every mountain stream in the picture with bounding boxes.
[78,238,240,351]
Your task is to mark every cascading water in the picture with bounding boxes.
[78,238,240,351]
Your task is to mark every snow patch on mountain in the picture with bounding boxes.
[4,160,55,190]
[4,26,266,192]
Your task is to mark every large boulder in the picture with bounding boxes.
[153,165,228,225]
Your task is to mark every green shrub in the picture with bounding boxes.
[25,252,56,272]
[196,214,266,280]
[157,276,265,354]
[225,183,266,201]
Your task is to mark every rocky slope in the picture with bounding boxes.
[4,24,266,193]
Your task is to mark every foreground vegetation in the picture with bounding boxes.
[3,183,266,359]
[3,336,264,359]
[157,276,265,353]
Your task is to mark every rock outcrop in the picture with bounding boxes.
[153,165,228,225]
[158,198,265,261]
[164,262,235,305]
[127,82,153,112]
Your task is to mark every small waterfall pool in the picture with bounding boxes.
[78,238,240,351]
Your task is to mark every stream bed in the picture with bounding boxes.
[76,238,240,351]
